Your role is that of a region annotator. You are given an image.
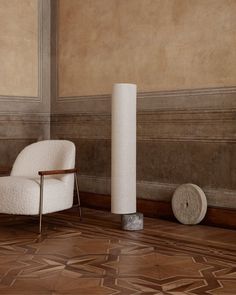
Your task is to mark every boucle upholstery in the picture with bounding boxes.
[0,140,76,215]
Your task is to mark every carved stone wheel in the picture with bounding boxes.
[172,183,207,225]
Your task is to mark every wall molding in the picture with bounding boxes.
[0,95,41,103]
[0,112,50,120]
[52,85,236,114]
[57,93,110,103]
[0,138,38,143]
[57,86,236,102]
[52,135,236,144]
[52,108,236,119]
[51,109,236,143]
[55,86,236,104]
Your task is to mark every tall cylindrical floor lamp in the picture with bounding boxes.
[111,83,143,230]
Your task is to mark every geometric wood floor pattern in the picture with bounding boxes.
[0,208,236,294]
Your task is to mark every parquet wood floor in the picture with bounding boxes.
[0,208,235,294]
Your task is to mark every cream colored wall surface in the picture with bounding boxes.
[0,0,38,97]
[58,0,236,97]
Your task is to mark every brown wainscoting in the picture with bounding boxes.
[79,191,236,229]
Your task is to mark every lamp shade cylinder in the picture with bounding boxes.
[111,83,137,214]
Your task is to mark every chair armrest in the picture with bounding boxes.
[0,166,12,175]
[38,168,77,176]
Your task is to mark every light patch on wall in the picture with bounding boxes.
[0,0,38,97]
[58,0,236,97]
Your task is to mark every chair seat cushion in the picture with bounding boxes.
[0,176,73,215]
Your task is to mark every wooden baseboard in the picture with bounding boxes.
[79,191,236,229]
[0,166,11,175]
[202,207,236,229]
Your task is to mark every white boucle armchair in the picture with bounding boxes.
[0,140,81,233]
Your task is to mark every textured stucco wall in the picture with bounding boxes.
[58,0,236,97]
[0,0,51,167]
[51,0,236,209]
[0,0,38,97]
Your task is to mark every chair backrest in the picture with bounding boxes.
[11,140,76,182]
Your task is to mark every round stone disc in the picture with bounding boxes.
[172,183,207,225]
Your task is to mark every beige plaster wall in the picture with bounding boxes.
[0,0,51,167]
[0,0,38,97]
[58,0,236,97]
[52,0,236,211]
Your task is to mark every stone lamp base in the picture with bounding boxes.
[121,212,143,230]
